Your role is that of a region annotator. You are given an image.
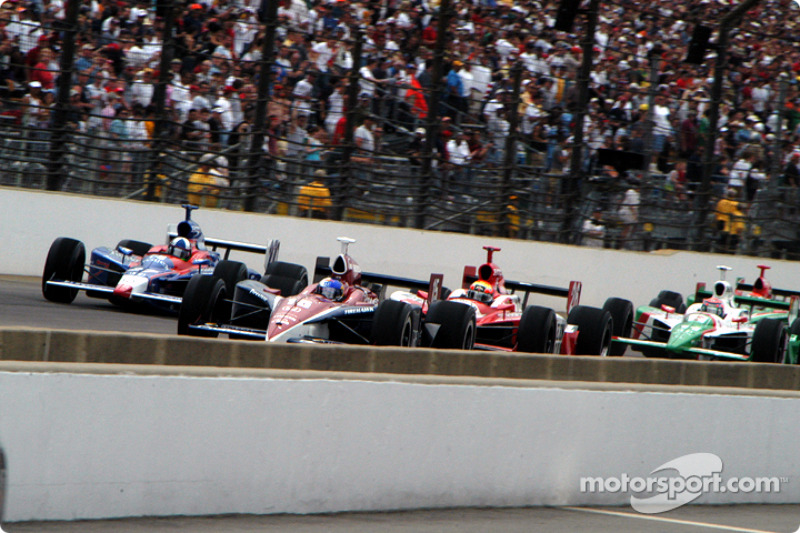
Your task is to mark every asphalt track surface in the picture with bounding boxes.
[4,505,800,532]
[2,275,799,532]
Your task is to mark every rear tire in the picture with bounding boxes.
[426,300,476,349]
[371,300,419,346]
[116,239,152,256]
[789,318,800,364]
[178,275,226,337]
[517,306,556,353]
[567,305,613,356]
[751,318,786,364]
[602,297,633,356]
[649,290,686,313]
[42,237,86,303]
[261,261,308,296]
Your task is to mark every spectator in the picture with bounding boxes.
[781,152,800,188]
[187,153,229,208]
[297,169,332,219]
[354,115,379,160]
[582,209,606,248]
[715,189,745,254]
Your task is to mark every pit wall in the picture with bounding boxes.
[2,364,799,522]
[3,187,798,309]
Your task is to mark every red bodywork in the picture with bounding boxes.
[451,245,581,353]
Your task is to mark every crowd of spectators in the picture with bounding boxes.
[2,0,800,246]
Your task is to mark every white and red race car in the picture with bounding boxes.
[389,246,633,355]
[177,237,447,346]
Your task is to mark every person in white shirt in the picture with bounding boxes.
[354,116,378,154]
[446,130,472,194]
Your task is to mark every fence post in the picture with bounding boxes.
[45,0,81,191]
[501,62,524,236]
[416,0,452,229]
[336,27,364,221]
[146,0,178,202]
[243,0,279,212]
[559,0,598,244]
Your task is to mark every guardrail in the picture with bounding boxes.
[3,328,799,391]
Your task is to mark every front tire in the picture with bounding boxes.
[602,297,633,356]
[178,275,226,337]
[567,305,613,356]
[751,318,786,364]
[42,237,86,303]
[517,306,556,353]
[371,300,419,346]
[213,260,248,319]
[426,300,476,349]
[116,239,152,256]
[649,290,686,313]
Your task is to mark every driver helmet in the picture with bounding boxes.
[468,280,494,303]
[317,278,344,301]
[168,236,192,261]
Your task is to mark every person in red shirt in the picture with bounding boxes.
[29,47,55,90]
[421,18,438,47]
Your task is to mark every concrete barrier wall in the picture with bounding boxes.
[2,364,799,521]
[4,327,800,391]
[3,187,800,308]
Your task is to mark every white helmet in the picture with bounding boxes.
[168,237,192,261]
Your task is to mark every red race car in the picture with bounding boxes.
[391,246,631,355]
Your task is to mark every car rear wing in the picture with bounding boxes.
[462,266,581,313]
[735,282,800,299]
[694,282,796,311]
[315,256,445,303]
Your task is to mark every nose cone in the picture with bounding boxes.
[113,274,149,299]
[667,321,712,352]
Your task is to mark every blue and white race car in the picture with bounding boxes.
[42,205,305,313]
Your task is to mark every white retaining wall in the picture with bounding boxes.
[4,187,800,309]
[1,370,798,521]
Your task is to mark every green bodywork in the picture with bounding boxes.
[620,302,799,363]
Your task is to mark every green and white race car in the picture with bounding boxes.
[613,266,800,363]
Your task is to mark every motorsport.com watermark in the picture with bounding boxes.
[579,453,788,514]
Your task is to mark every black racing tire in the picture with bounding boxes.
[567,305,613,356]
[213,260,249,320]
[751,318,786,364]
[178,274,226,337]
[42,237,86,303]
[426,300,476,350]
[371,300,419,347]
[790,318,800,364]
[602,297,634,356]
[116,239,152,256]
[265,261,309,284]
[649,290,686,314]
[261,261,309,296]
[260,274,307,297]
[517,306,556,354]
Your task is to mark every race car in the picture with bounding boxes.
[613,265,800,363]
[177,237,450,346]
[388,245,634,356]
[42,205,301,313]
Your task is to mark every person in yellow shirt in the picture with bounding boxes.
[715,189,744,253]
[187,153,229,208]
[297,169,332,219]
